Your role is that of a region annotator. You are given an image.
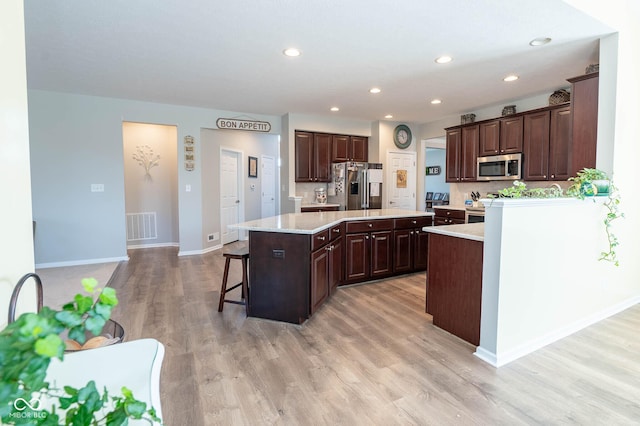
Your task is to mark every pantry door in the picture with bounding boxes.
[386,151,416,209]
[221,149,241,244]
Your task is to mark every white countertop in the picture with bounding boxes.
[231,209,434,234]
[422,223,484,242]
[433,204,467,211]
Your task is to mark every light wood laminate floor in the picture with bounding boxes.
[108,246,640,425]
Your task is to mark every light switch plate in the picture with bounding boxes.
[91,184,104,192]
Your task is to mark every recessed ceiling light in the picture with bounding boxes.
[503,74,519,82]
[435,55,452,64]
[369,87,381,94]
[431,99,442,105]
[283,48,301,57]
[529,37,552,46]
[385,114,393,119]
[330,107,340,112]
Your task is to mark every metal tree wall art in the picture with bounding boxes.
[132,145,161,179]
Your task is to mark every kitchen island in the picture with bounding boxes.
[231,209,434,324]
[423,223,484,345]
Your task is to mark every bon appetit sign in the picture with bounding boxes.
[216,118,272,132]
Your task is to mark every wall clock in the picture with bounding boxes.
[393,124,412,149]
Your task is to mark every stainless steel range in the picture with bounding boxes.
[465,206,485,223]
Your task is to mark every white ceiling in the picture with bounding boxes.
[23,0,614,124]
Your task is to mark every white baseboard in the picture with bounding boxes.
[36,256,129,269]
[475,295,640,368]
[178,243,222,257]
[127,242,179,250]
[473,347,498,367]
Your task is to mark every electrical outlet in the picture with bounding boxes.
[207,232,220,242]
[207,234,215,241]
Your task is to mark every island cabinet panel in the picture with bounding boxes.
[393,229,413,273]
[345,233,369,282]
[310,246,330,315]
[370,230,393,278]
[249,231,310,324]
[393,216,432,273]
[426,233,483,346]
[344,219,394,284]
[329,236,343,294]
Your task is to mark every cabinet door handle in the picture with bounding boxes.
[368,223,373,228]
[372,235,376,239]
[318,236,326,241]
[365,235,369,240]
[326,245,332,251]
[410,231,414,235]
[411,220,417,224]
[333,228,340,233]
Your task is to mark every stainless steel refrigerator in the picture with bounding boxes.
[327,162,383,210]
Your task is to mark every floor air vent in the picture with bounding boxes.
[126,212,158,241]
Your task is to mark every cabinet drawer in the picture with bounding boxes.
[345,219,393,233]
[394,217,432,229]
[433,208,465,220]
[330,224,343,241]
[311,229,330,251]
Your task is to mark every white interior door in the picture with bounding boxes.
[221,150,240,244]
[261,155,276,218]
[386,151,416,210]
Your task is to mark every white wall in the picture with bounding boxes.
[28,90,281,265]
[424,148,449,196]
[0,0,36,327]
[123,122,178,247]
[200,129,279,250]
[477,198,639,366]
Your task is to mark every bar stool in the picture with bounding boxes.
[218,247,250,315]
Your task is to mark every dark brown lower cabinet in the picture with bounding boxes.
[393,217,432,273]
[310,245,329,315]
[345,230,392,283]
[426,233,483,346]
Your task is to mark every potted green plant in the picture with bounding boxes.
[568,168,623,265]
[0,278,161,425]
[567,167,611,197]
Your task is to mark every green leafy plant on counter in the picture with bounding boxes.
[0,278,162,425]
[491,180,564,199]
[492,169,623,266]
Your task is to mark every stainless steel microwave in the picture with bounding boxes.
[477,153,522,181]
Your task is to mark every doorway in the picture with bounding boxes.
[122,122,179,248]
[220,149,242,244]
[261,155,276,218]
[386,151,416,209]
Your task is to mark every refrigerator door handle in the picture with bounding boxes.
[364,169,370,209]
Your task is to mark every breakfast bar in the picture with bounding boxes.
[231,209,434,324]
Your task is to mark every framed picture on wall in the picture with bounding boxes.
[248,156,258,178]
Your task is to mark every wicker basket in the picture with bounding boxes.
[460,113,476,124]
[501,105,516,116]
[549,89,570,105]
